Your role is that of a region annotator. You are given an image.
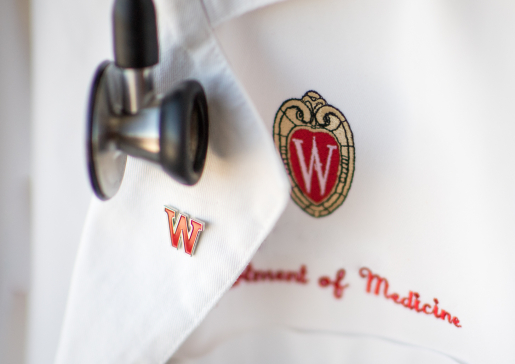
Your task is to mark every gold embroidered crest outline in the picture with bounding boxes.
[273,91,355,218]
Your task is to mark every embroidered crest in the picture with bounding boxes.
[273,91,355,217]
[164,206,204,256]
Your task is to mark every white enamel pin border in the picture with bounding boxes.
[273,91,355,218]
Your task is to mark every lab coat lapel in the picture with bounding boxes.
[55,0,289,363]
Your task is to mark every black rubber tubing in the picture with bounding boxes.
[113,0,159,68]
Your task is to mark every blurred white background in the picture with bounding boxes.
[1,0,112,363]
[0,0,30,362]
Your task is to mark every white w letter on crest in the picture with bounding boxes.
[292,136,338,195]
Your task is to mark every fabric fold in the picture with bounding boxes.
[55,0,289,363]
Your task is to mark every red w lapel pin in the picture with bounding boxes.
[164,206,204,256]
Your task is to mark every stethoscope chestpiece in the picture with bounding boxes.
[87,0,209,200]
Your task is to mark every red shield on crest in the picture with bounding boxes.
[273,91,355,218]
[289,128,341,204]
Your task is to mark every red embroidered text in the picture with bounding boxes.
[233,263,308,286]
[319,269,349,299]
[359,267,462,328]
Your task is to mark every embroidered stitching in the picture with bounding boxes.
[318,269,349,299]
[272,91,355,218]
[233,263,309,286]
[359,267,462,328]
[231,263,461,328]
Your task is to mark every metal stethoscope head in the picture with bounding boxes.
[87,0,209,200]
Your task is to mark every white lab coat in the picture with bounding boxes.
[23,0,515,363]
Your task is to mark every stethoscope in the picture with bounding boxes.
[87,0,209,200]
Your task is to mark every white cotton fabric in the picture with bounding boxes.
[202,0,287,27]
[172,0,515,363]
[56,0,515,363]
[55,0,290,363]
[170,328,461,364]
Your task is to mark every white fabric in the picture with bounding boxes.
[173,0,515,363]
[55,0,289,363]
[170,328,460,364]
[202,0,287,27]
[55,0,515,363]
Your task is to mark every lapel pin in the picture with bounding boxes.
[164,206,204,256]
